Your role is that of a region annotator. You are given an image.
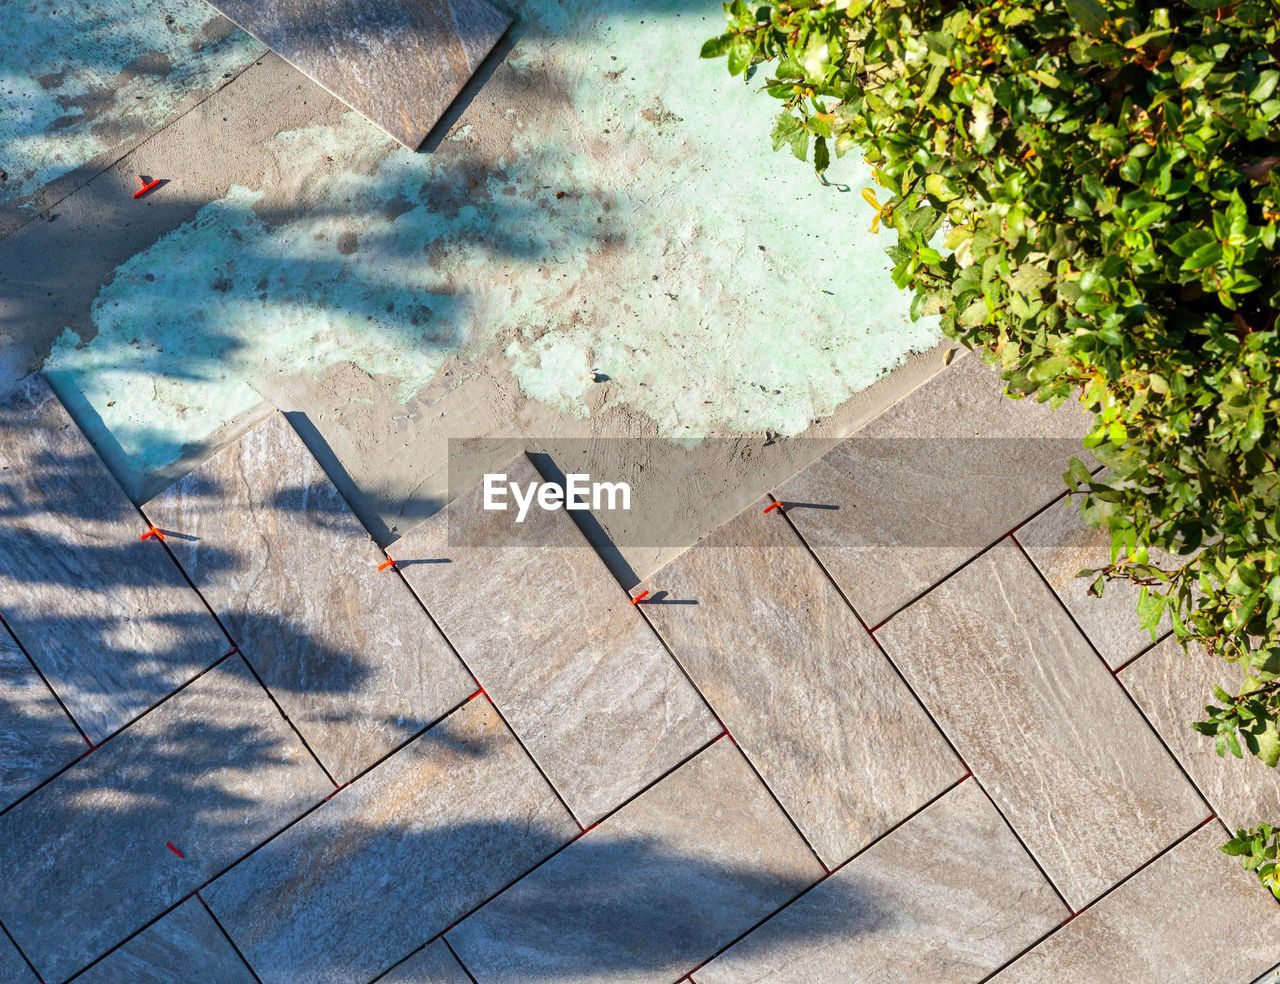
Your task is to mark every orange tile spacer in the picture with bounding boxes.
[133,175,162,199]
[631,589,650,605]
[140,526,165,541]
[763,500,784,514]
[377,557,396,571]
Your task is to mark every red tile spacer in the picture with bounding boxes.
[631,590,650,605]
[763,500,784,514]
[377,557,396,571]
[166,841,184,858]
[140,526,165,541]
[133,175,162,199]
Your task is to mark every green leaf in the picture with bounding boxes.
[700,34,734,59]
[813,135,830,174]
[1064,0,1108,33]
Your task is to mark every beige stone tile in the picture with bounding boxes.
[641,495,962,866]
[877,540,1206,909]
[0,622,83,811]
[145,412,474,783]
[1122,637,1280,831]
[991,825,1280,983]
[72,897,256,984]
[392,454,719,825]
[378,941,472,984]
[447,739,825,984]
[1017,493,1176,668]
[778,354,1090,626]
[0,374,226,740]
[204,698,578,984]
[204,0,509,148]
[0,657,330,983]
[693,780,1066,984]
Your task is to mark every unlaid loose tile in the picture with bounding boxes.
[378,941,472,984]
[693,780,1066,984]
[991,824,1280,983]
[0,374,227,741]
[0,621,84,812]
[72,897,256,984]
[641,495,962,866]
[447,738,825,984]
[1123,637,1280,831]
[777,353,1090,626]
[877,540,1205,909]
[1017,493,1175,667]
[204,0,510,149]
[392,454,719,825]
[0,656,329,983]
[145,411,474,783]
[204,697,578,984]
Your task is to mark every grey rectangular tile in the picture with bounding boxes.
[641,495,962,866]
[991,824,1280,983]
[392,454,720,825]
[378,941,472,984]
[72,897,256,984]
[205,0,510,149]
[1122,637,1280,831]
[877,540,1206,909]
[0,657,330,983]
[204,697,578,984]
[0,621,84,812]
[144,411,474,783]
[693,779,1066,984]
[447,738,826,984]
[777,354,1090,626]
[0,374,227,741]
[0,932,36,984]
[1017,493,1175,668]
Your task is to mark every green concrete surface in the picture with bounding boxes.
[33,0,939,487]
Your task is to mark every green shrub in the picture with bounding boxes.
[704,0,1280,888]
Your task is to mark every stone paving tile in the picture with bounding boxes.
[693,779,1066,984]
[0,657,330,983]
[204,697,578,984]
[991,824,1280,983]
[392,454,720,825]
[877,539,1206,910]
[640,495,962,866]
[1122,637,1280,831]
[72,897,256,984]
[0,374,227,741]
[378,941,472,984]
[205,0,510,149]
[777,353,1090,627]
[0,621,84,812]
[145,411,474,783]
[1017,493,1174,668]
[0,931,36,984]
[447,738,825,984]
